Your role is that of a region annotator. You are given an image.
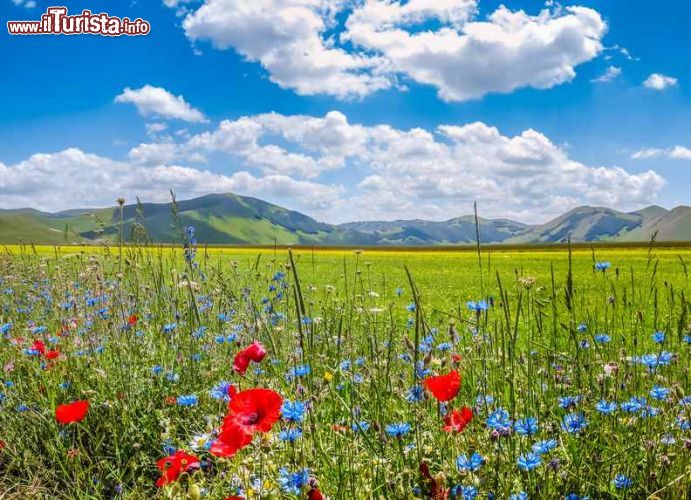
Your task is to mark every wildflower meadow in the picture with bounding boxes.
[0,239,690,499]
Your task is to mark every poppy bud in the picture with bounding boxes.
[188,484,201,500]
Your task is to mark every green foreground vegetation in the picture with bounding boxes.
[0,243,689,498]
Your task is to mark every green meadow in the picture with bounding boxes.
[0,244,689,498]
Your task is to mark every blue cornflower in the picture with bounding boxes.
[288,364,311,379]
[558,395,581,409]
[509,492,528,500]
[456,452,484,472]
[351,421,370,432]
[476,394,494,406]
[415,361,431,378]
[612,474,632,489]
[406,303,416,312]
[517,452,542,471]
[577,323,587,333]
[652,331,665,344]
[279,428,303,442]
[515,417,539,436]
[281,400,306,422]
[561,412,588,434]
[661,434,676,445]
[621,396,646,413]
[531,439,557,455]
[640,406,660,418]
[650,385,670,401]
[406,385,425,403]
[191,326,207,339]
[209,381,233,401]
[277,467,309,495]
[634,351,674,371]
[176,394,198,406]
[385,422,411,438]
[437,342,452,351]
[683,335,691,344]
[594,334,611,344]
[486,408,512,431]
[595,400,618,415]
[162,323,177,333]
[454,485,478,499]
[595,261,611,272]
[467,300,489,312]
[339,360,351,371]
[151,365,163,375]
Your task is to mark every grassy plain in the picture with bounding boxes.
[0,243,689,498]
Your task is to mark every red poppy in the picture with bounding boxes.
[423,370,461,402]
[45,349,60,360]
[155,450,200,487]
[232,341,267,375]
[308,488,324,500]
[127,314,138,326]
[443,406,473,433]
[225,388,282,433]
[227,384,238,399]
[209,423,253,458]
[451,353,462,363]
[55,400,89,424]
[31,340,46,355]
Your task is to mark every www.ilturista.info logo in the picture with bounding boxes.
[7,7,150,36]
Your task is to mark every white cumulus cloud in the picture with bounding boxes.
[0,148,341,212]
[591,65,621,83]
[174,1,607,101]
[115,85,208,123]
[643,73,678,91]
[632,146,691,160]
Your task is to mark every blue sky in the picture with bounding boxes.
[2,0,690,223]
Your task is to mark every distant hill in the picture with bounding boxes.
[0,193,377,246]
[618,206,691,242]
[0,194,689,245]
[341,216,529,245]
[504,206,647,244]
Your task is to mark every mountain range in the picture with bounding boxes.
[1,193,690,246]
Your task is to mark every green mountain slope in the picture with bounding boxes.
[0,193,377,246]
[341,216,529,244]
[505,207,643,244]
[1,195,690,245]
[619,206,691,242]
